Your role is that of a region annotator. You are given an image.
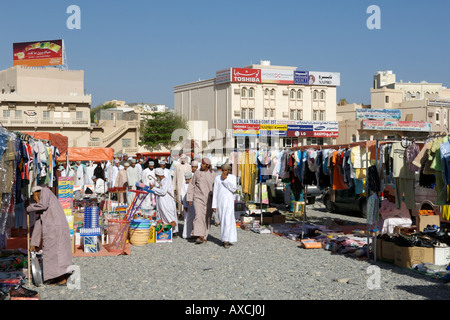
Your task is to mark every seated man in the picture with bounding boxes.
[92,175,108,195]
[378,185,412,234]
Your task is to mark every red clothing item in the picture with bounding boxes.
[332,151,347,190]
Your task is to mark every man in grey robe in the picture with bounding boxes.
[27,186,73,285]
[187,158,216,244]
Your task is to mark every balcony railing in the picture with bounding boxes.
[0,118,91,127]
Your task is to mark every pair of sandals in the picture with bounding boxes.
[195,237,207,244]
[223,242,233,249]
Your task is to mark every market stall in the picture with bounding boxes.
[232,134,450,282]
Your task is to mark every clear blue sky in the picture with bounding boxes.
[1,0,449,108]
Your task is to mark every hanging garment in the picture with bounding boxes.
[390,142,416,210]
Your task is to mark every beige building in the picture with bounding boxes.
[337,70,450,144]
[0,66,92,147]
[174,61,339,151]
[89,105,173,156]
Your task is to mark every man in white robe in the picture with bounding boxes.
[212,164,237,248]
[74,161,85,189]
[151,168,178,237]
[181,171,195,239]
[126,159,141,204]
[84,161,96,185]
[173,154,192,218]
[159,160,172,180]
[141,162,155,212]
[107,159,120,188]
[92,176,108,195]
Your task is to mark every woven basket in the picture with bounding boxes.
[129,228,151,246]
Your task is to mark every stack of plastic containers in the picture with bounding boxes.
[128,218,152,246]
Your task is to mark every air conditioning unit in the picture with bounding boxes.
[8,103,16,109]
[282,90,289,95]
[234,110,240,116]
[68,104,77,111]
[234,89,241,94]
[282,112,289,118]
[47,104,55,111]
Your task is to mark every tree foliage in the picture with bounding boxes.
[139,111,189,149]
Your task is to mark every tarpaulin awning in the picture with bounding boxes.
[22,132,69,155]
[57,147,115,162]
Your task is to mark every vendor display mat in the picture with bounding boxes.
[72,243,131,257]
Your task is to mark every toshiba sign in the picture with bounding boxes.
[232,68,261,83]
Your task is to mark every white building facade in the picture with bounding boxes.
[174,61,339,152]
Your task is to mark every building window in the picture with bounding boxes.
[270,109,274,118]
[385,96,390,103]
[289,110,295,120]
[264,109,269,118]
[436,111,440,122]
[297,90,303,100]
[320,90,326,100]
[290,89,296,100]
[15,110,22,118]
[2,110,10,118]
[248,109,254,120]
[306,137,324,146]
[313,110,318,121]
[241,87,247,98]
[43,111,50,119]
[270,89,275,96]
[241,108,247,119]
[76,111,83,119]
[264,88,269,96]
[249,87,255,98]
[297,110,303,120]
[319,110,325,121]
[122,139,132,148]
[313,90,319,100]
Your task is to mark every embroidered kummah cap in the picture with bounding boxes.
[184,171,193,179]
[221,164,231,171]
[31,186,42,194]
[124,162,130,167]
[155,168,164,176]
[149,161,155,166]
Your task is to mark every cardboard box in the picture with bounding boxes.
[148,227,155,243]
[241,216,255,224]
[272,215,286,224]
[434,247,450,265]
[417,215,440,233]
[71,236,75,254]
[376,238,383,261]
[83,236,102,253]
[394,245,434,268]
[301,239,322,249]
[155,229,172,243]
[255,216,273,225]
[381,240,396,263]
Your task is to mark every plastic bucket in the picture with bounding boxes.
[130,219,151,230]
[106,219,130,253]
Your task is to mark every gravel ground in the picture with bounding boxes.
[32,201,450,301]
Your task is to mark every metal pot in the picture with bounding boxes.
[30,252,43,287]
